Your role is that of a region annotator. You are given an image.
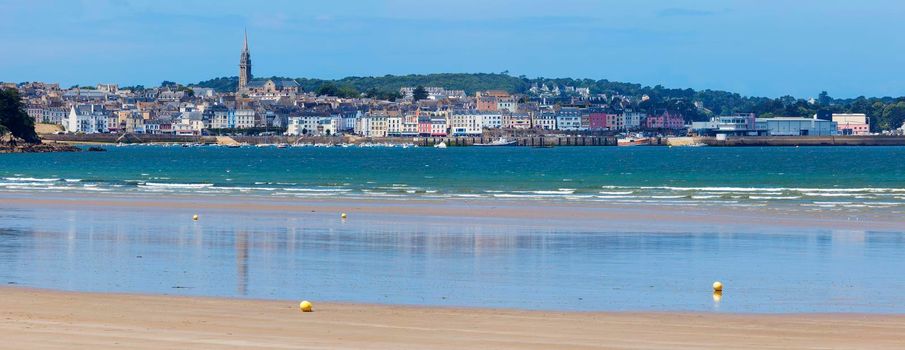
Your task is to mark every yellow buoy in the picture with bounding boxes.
[712,291,722,302]
[192,214,199,221]
[712,281,723,292]
[341,213,347,219]
[299,300,313,312]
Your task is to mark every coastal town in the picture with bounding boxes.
[1,33,890,145]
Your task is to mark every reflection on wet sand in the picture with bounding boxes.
[0,202,904,313]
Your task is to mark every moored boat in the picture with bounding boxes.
[474,137,517,146]
[617,137,650,146]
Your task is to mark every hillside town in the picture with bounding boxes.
[1,34,881,140]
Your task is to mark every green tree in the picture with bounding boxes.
[880,102,905,131]
[412,86,428,101]
[316,83,339,97]
[0,89,40,143]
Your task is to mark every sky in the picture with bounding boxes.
[1,0,904,98]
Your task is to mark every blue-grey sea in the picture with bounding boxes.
[1,146,904,312]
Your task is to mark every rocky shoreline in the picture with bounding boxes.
[0,135,81,153]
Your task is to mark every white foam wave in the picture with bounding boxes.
[141,182,213,189]
[4,177,60,182]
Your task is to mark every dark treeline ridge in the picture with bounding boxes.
[194,73,905,131]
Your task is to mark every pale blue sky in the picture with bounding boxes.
[2,0,904,98]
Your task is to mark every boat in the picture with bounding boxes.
[434,142,447,149]
[276,143,289,149]
[474,137,517,146]
[617,137,650,146]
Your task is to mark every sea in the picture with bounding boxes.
[1,145,904,313]
[2,145,905,210]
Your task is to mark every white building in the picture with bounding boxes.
[497,97,518,112]
[64,105,107,134]
[235,109,256,129]
[210,110,232,129]
[479,112,503,129]
[449,112,483,136]
[623,112,644,130]
[174,112,204,135]
[556,108,583,131]
[286,115,339,136]
[534,111,557,130]
[756,117,836,136]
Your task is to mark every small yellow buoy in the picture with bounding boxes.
[341,212,347,219]
[712,291,722,302]
[193,214,199,221]
[299,300,313,312]
[712,281,723,292]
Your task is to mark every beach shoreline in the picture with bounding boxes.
[0,191,898,231]
[1,286,903,349]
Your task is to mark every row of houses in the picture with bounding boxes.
[287,109,667,137]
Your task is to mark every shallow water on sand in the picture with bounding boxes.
[1,199,903,313]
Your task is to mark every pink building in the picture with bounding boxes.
[417,117,432,136]
[644,111,685,129]
[589,110,607,130]
[832,114,870,135]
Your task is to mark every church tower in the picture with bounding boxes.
[239,30,252,90]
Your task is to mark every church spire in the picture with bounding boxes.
[243,28,248,52]
[239,29,252,90]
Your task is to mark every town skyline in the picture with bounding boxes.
[3,0,905,98]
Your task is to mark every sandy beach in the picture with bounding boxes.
[0,287,902,349]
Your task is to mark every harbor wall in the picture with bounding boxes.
[700,136,905,146]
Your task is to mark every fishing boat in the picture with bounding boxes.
[617,137,650,146]
[474,137,517,146]
[434,142,448,149]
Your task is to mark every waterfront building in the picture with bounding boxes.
[623,111,644,130]
[644,111,684,129]
[210,110,232,129]
[174,112,204,135]
[43,107,67,125]
[386,116,403,136]
[449,112,483,136]
[64,105,108,134]
[755,117,836,136]
[556,107,583,131]
[508,113,532,129]
[605,113,624,130]
[234,109,256,129]
[534,110,557,130]
[832,113,870,135]
[429,117,448,136]
[691,113,763,136]
[479,112,503,129]
[588,108,607,130]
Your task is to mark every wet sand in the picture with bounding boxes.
[2,287,903,350]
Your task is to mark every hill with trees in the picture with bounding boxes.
[194,73,905,131]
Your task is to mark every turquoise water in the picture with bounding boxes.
[3,146,905,209]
